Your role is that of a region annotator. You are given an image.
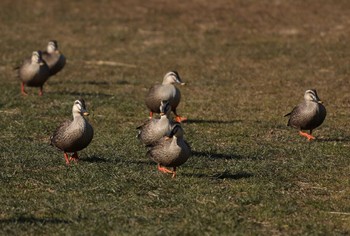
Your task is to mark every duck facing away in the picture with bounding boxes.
[42,40,66,76]
[285,89,326,141]
[50,99,94,164]
[16,51,50,96]
[147,123,191,178]
[145,71,187,123]
[137,100,172,146]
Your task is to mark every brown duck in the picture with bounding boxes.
[50,99,94,164]
[42,40,66,76]
[145,71,187,122]
[285,89,326,141]
[137,100,172,146]
[147,123,191,178]
[16,51,50,96]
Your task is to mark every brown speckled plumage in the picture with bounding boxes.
[50,99,93,164]
[285,89,326,138]
[137,101,172,145]
[17,51,50,95]
[147,123,191,176]
[145,71,184,116]
[42,40,66,76]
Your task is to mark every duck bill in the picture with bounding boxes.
[318,100,323,104]
[83,111,90,116]
[160,112,165,116]
[175,77,185,85]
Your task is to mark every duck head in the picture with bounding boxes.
[72,99,89,117]
[304,89,323,104]
[47,40,59,54]
[31,51,43,64]
[162,71,185,85]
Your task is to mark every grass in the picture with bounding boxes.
[1,0,350,235]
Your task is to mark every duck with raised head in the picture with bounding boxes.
[42,40,66,76]
[147,123,191,178]
[285,89,326,141]
[145,71,187,123]
[137,100,172,146]
[50,99,94,164]
[16,51,50,96]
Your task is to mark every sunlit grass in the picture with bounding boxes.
[0,0,350,235]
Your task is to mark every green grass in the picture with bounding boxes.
[1,0,350,235]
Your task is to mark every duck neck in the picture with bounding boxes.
[159,115,169,123]
[72,113,85,124]
[305,101,319,112]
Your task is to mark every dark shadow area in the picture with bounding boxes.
[81,156,108,163]
[0,216,71,224]
[82,80,110,85]
[122,159,154,166]
[186,119,242,124]
[80,155,120,163]
[115,80,130,85]
[182,171,254,180]
[192,151,244,160]
[47,91,113,98]
[212,171,254,180]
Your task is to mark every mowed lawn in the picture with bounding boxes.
[0,0,350,235]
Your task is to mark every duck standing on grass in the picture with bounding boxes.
[145,71,187,123]
[15,51,50,96]
[147,123,191,178]
[42,40,66,76]
[285,89,326,141]
[50,99,94,164]
[137,100,172,146]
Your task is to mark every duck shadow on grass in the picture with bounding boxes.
[182,171,254,180]
[185,119,242,124]
[80,155,119,163]
[0,216,71,224]
[121,159,154,166]
[47,91,113,98]
[192,151,244,160]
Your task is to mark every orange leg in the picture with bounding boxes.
[157,164,177,178]
[149,111,153,119]
[21,82,28,96]
[38,86,43,96]
[173,110,187,123]
[175,116,187,123]
[64,153,70,165]
[69,152,79,162]
[299,131,315,141]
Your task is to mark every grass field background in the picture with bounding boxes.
[0,0,350,235]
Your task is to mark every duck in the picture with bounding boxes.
[42,40,66,76]
[16,51,50,96]
[147,123,191,178]
[145,71,187,123]
[285,89,326,141]
[50,99,94,164]
[137,100,172,146]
